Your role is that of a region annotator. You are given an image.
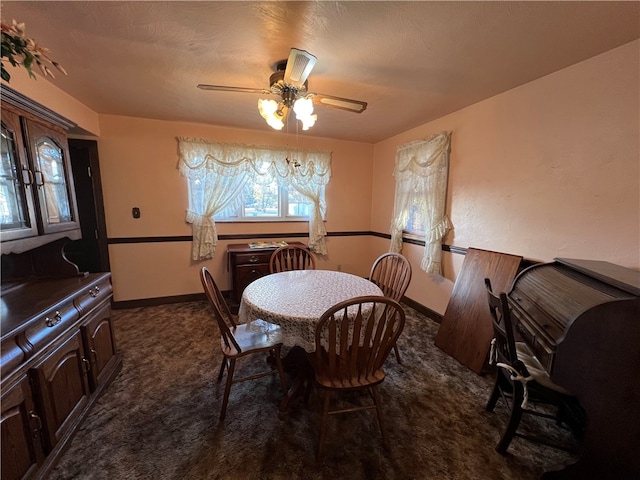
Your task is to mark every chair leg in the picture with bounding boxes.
[217,357,227,382]
[485,374,503,412]
[317,391,332,461]
[496,384,524,454]
[274,346,287,392]
[220,358,236,421]
[370,385,389,450]
[393,342,402,364]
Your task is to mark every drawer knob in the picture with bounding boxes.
[89,285,101,297]
[249,255,259,263]
[45,311,62,327]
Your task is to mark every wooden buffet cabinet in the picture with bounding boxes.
[1,261,122,480]
[1,88,122,479]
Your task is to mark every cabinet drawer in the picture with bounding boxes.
[0,337,25,380]
[514,316,555,373]
[234,251,272,266]
[23,302,78,355]
[73,276,113,316]
[236,264,271,290]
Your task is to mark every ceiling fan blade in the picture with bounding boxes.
[283,48,317,89]
[197,84,271,94]
[309,93,368,113]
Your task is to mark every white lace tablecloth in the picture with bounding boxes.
[238,270,383,351]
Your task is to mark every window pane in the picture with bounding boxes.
[0,126,30,229]
[35,138,72,224]
[287,186,312,217]
[406,194,426,234]
[212,176,324,222]
[243,180,279,217]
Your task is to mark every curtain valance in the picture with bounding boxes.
[393,132,451,179]
[178,138,331,185]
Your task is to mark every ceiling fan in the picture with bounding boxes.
[197,48,367,130]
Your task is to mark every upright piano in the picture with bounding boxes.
[507,258,640,479]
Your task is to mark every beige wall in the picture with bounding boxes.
[96,115,375,301]
[372,40,640,312]
[1,66,100,135]
[4,40,638,313]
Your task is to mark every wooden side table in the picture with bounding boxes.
[226,241,307,311]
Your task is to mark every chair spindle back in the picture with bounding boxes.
[270,245,316,273]
[200,267,241,353]
[369,253,412,303]
[314,296,405,385]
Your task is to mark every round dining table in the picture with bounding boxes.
[238,269,384,413]
[238,269,384,352]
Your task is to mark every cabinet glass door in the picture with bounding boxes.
[0,111,38,241]
[25,118,79,235]
[34,138,72,225]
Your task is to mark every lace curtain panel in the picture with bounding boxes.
[390,131,452,274]
[177,137,332,260]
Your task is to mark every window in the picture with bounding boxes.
[178,138,331,260]
[214,182,321,221]
[390,132,452,274]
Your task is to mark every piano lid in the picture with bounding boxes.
[555,258,640,296]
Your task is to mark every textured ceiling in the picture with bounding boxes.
[2,1,639,143]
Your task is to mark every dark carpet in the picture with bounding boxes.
[48,301,578,480]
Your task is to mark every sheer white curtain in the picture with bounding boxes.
[389,132,452,274]
[286,151,330,255]
[178,137,331,260]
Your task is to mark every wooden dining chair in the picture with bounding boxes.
[484,278,585,454]
[200,266,287,420]
[269,244,316,273]
[369,252,412,363]
[310,295,406,460]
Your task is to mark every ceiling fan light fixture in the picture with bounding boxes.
[298,113,317,131]
[258,98,285,130]
[293,97,317,130]
[199,47,367,132]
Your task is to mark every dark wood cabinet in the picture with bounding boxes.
[0,272,121,480]
[1,89,120,479]
[227,242,307,309]
[0,88,80,255]
[1,376,45,480]
[31,331,90,452]
[80,301,118,392]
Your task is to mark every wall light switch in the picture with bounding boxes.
[132,207,140,219]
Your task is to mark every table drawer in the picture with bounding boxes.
[74,276,113,316]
